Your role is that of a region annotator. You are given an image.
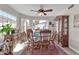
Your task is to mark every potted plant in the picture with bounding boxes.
[0,23,13,53]
[0,23,12,35]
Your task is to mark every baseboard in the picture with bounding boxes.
[55,42,79,55]
[69,46,79,54]
[55,42,69,54]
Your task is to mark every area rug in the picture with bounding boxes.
[21,44,67,55]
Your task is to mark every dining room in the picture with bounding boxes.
[0,4,79,55]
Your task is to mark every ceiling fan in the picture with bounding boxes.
[30,5,53,16]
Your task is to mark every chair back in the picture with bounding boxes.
[51,31,57,41]
[26,29,33,38]
[20,32,27,42]
[40,30,51,41]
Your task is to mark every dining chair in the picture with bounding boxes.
[26,29,33,39]
[40,29,51,41]
[40,30,51,50]
[29,31,41,53]
[20,32,27,43]
[49,31,57,48]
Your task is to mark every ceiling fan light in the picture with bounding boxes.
[38,12,44,16]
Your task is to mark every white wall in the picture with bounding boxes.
[61,5,79,53]
[69,15,79,53]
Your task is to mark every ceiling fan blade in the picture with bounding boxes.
[43,12,47,15]
[30,10,38,12]
[44,9,53,12]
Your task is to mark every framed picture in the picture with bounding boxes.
[74,14,79,27]
[49,22,52,25]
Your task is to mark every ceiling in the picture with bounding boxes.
[9,4,70,17]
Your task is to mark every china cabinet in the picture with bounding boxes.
[56,16,69,47]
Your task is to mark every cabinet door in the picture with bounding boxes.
[58,18,62,44]
[57,16,69,47]
[62,17,69,47]
[63,18,68,35]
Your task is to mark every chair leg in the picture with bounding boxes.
[40,45,42,54]
[28,44,33,54]
[53,42,56,48]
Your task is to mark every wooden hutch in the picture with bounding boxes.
[56,15,69,47]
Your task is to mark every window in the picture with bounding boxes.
[35,22,47,29]
[0,10,17,28]
[0,10,16,21]
[39,20,46,23]
[35,20,48,29]
[26,19,29,26]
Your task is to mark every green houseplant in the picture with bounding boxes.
[0,23,12,51]
[0,23,12,35]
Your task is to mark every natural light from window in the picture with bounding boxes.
[0,10,16,21]
[35,20,48,29]
[0,10,17,28]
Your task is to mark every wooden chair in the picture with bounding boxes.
[49,31,57,48]
[27,30,42,53]
[26,29,33,39]
[40,30,51,50]
[30,32,41,52]
[20,32,27,43]
[40,29,51,41]
[33,41,41,50]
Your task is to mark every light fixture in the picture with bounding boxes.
[38,12,44,16]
